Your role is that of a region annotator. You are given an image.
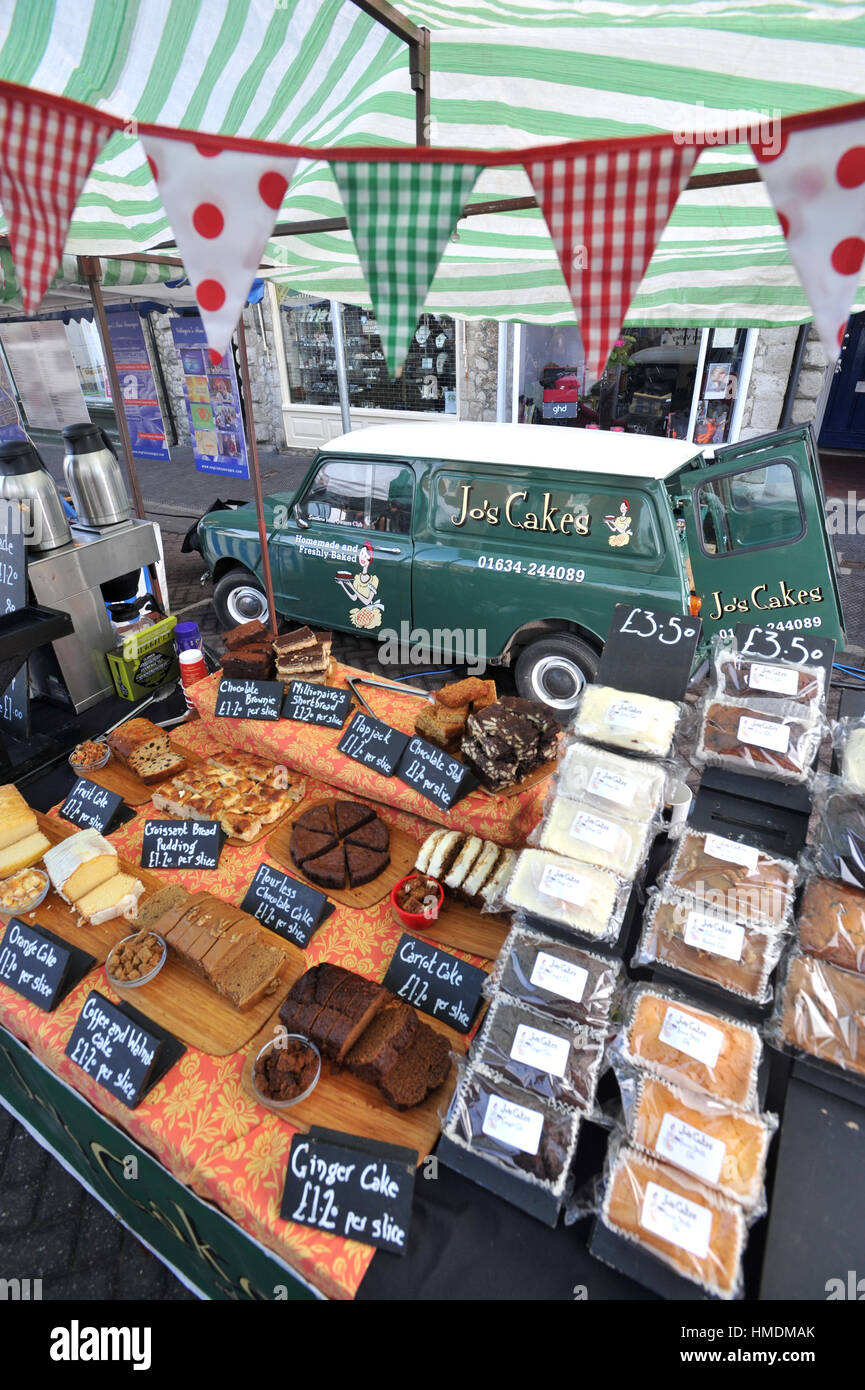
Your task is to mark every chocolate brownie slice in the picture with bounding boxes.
[303,843,346,890]
[346,842,389,888]
[289,825,337,868]
[344,818,389,851]
[334,800,376,837]
[295,804,335,835]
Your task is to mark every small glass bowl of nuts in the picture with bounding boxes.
[0,867,50,920]
[106,931,167,989]
[69,740,111,775]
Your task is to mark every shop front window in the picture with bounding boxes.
[280,297,457,415]
[691,328,751,446]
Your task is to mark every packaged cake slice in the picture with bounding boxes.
[601,1142,746,1299]
[634,891,788,1004]
[554,739,668,823]
[472,995,604,1112]
[443,1061,581,1197]
[499,847,629,944]
[615,1068,776,1212]
[832,717,865,794]
[533,791,655,880]
[712,645,825,711]
[619,984,762,1109]
[797,874,865,976]
[809,777,865,891]
[694,697,822,785]
[484,921,622,1030]
[664,827,796,929]
[773,950,865,1079]
[571,683,681,759]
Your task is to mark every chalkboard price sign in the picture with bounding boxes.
[214,678,284,721]
[59,777,124,834]
[65,991,166,1108]
[282,681,352,729]
[0,917,73,1011]
[0,526,29,739]
[597,603,702,702]
[141,819,224,870]
[382,933,486,1034]
[396,735,476,810]
[337,712,410,778]
[734,623,835,685]
[240,863,332,948]
[281,1127,417,1254]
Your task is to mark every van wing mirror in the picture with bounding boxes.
[294,507,309,530]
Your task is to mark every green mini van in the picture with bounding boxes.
[198,421,844,711]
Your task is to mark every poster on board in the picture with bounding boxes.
[106,310,170,461]
[170,317,249,480]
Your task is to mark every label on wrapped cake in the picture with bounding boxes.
[530,951,589,1003]
[737,715,791,755]
[605,700,649,732]
[482,1093,544,1155]
[510,1022,570,1078]
[658,1005,723,1069]
[747,662,799,696]
[640,1180,712,1259]
[703,833,760,871]
[568,809,619,854]
[539,863,590,907]
[655,1113,726,1186]
[588,765,636,808]
[683,910,746,962]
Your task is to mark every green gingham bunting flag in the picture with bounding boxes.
[331,160,482,377]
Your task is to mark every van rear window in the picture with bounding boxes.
[696,460,805,554]
[432,472,660,559]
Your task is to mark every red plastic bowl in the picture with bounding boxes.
[390,874,444,930]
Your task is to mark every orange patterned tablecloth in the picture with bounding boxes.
[186,662,550,846]
[0,719,531,1299]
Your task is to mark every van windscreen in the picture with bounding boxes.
[432,472,661,559]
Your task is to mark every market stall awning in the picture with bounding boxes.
[0,0,864,327]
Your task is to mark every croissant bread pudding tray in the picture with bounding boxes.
[241,1004,464,1160]
[23,814,302,1055]
[148,745,305,847]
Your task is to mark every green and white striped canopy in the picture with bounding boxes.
[0,0,864,326]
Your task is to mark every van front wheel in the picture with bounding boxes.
[514,635,599,713]
[212,566,270,629]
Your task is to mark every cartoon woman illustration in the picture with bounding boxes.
[604,499,633,548]
[335,540,384,629]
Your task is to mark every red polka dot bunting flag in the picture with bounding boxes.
[524,140,698,384]
[141,134,297,356]
[752,117,865,361]
[0,90,114,312]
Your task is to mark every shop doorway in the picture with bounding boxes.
[819,313,865,452]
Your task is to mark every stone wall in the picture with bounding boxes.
[738,324,829,440]
[460,318,501,421]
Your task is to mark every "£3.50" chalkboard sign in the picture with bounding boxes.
[597,603,703,703]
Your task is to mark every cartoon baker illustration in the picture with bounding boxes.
[604,498,633,548]
[335,540,385,629]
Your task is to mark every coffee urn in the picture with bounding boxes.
[62,423,133,529]
[0,439,72,551]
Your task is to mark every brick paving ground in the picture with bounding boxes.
[2,446,864,1302]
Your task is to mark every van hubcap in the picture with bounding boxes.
[530,655,585,711]
[227,585,269,625]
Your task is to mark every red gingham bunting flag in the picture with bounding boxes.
[0,91,115,312]
[525,141,698,382]
[142,134,297,361]
[752,118,865,361]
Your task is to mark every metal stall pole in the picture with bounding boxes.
[330,299,352,434]
[79,256,166,612]
[235,313,279,642]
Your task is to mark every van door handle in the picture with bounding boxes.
[374,545,401,554]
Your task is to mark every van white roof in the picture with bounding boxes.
[323,422,702,481]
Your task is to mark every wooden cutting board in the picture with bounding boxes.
[240,1007,463,1160]
[413,898,511,961]
[267,796,417,909]
[31,813,305,1055]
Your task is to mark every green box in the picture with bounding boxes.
[106,614,179,701]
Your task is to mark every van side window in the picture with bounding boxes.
[696,460,804,554]
[295,459,414,532]
[370,465,414,534]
